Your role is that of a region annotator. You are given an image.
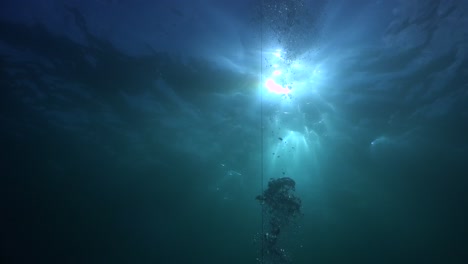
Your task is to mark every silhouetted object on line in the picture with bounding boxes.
[256,177,302,264]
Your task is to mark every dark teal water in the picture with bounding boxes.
[1,1,467,263]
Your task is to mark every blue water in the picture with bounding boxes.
[1,0,467,263]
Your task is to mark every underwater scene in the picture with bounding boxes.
[1,0,467,263]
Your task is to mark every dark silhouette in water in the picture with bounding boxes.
[256,177,302,264]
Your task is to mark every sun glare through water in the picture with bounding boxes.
[262,47,328,184]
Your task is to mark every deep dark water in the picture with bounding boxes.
[1,0,468,263]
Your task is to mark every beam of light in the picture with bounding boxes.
[267,129,321,185]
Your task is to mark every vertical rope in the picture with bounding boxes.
[259,1,265,263]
